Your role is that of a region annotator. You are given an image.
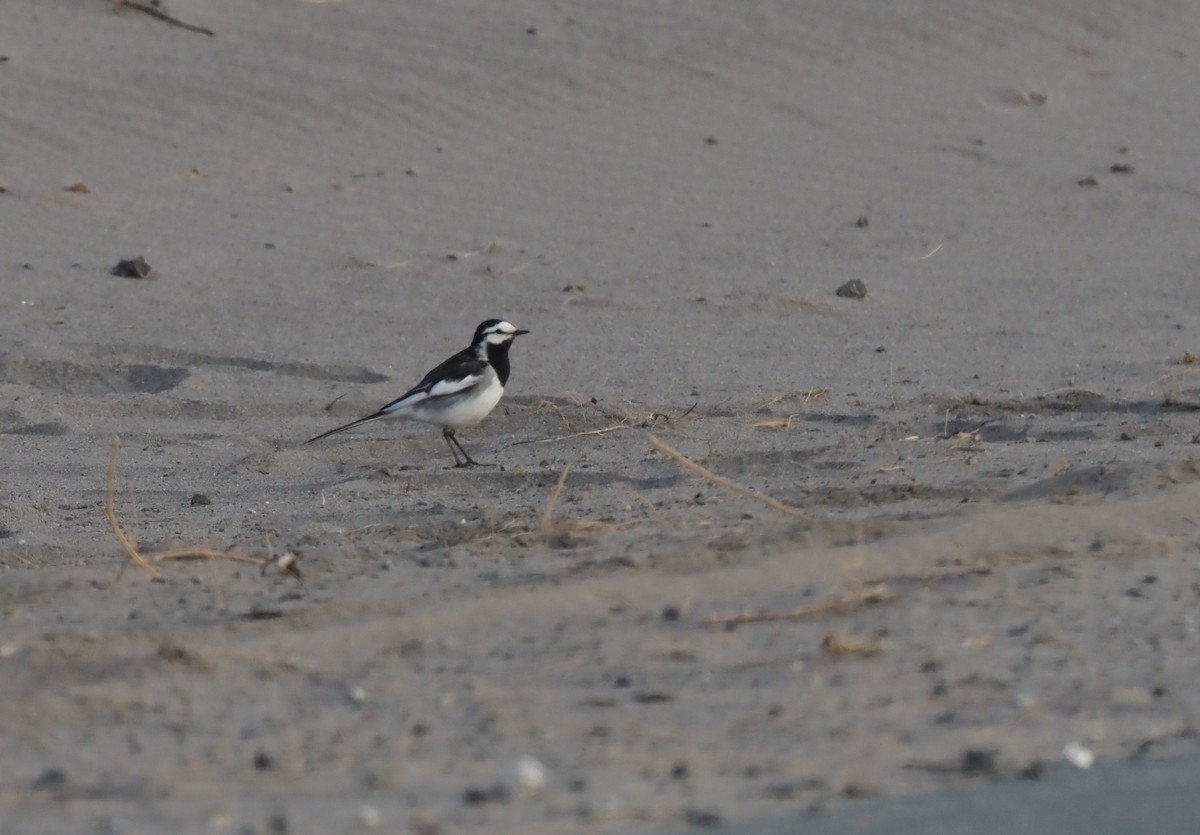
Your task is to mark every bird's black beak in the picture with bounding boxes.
[514,329,530,336]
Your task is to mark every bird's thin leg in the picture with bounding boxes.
[442,429,466,467]
[446,429,489,468]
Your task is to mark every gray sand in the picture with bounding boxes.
[2,1,1200,832]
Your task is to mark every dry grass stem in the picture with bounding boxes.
[540,464,571,532]
[705,584,897,626]
[822,632,889,656]
[648,434,813,523]
[106,436,301,581]
[750,416,796,430]
[516,422,634,445]
[159,642,308,672]
[105,437,161,579]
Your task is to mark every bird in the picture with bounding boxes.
[306,319,529,467]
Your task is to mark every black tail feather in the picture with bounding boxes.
[305,411,388,444]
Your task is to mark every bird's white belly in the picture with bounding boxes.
[409,374,505,429]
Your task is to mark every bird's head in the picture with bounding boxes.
[473,319,530,349]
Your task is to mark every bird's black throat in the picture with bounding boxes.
[485,341,514,385]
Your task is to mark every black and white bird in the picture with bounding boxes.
[306,319,529,467]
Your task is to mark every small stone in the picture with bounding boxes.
[683,808,723,827]
[30,767,68,790]
[499,755,547,800]
[1018,759,1045,780]
[1110,163,1134,174]
[358,804,382,829]
[347,684,367,706]
[856,215,869,228]
[253,750,274,770]
[961,747,1000,776]
[660,605,681,622]
[111,256,153,279]
[835,279,867,299]
[190,493,212,507]
[1062,741,1094,769]
[1078,176,1100,187]
[462,786,492,806]
[670,761,690,780]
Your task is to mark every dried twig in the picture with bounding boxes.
[105,437,301,580]
[540,464,571,532]
[647,434,813,523]
[159,642,308,672]
[822,632,889,656]
[113,0,215,36]
[514,422,634,445]
[705,584,897,626]
[105,437,160,579]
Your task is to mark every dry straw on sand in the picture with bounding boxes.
[105,437,301,581]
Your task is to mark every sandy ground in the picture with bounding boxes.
[3,1,1200,832]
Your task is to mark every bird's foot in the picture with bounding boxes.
[447,458,492,469]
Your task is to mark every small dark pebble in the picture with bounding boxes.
[856,215,869,228]
[671,761,691,780]
[1110,163,1134,174]
[31,767,68,790]
[112,256,153,279]
[462,786,492,806]
[875,345,886,353]
[244,608,285,620]
[411,722,430,737]
[526,25,537,35]
[613,674,631,688]
[1078,176,1100,187]
[835,279,868,299]
[683,808,723,828]
[961,747,1000,776]
[253,750,274,770]
[1119,431,1136,441]
[705,136,718,145]
[841,783,875,798]
[661,604,681,622]
[548,531,580,549]
[1018,759,1045,780]
[632,691,675,703]
[190,493,212,507]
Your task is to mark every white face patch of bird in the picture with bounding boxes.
[484,322,527,344]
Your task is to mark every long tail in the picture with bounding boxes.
[305,410,388,444]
